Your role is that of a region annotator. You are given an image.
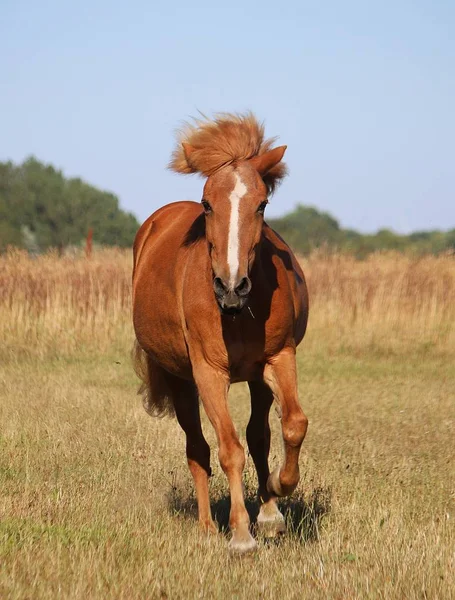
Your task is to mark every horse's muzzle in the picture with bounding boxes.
[213,276,251,315]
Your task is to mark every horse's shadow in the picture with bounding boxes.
[167,485,332,544]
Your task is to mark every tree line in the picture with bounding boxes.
[1,158,453,256]
[0,157,139,252]
[268,205,455,257]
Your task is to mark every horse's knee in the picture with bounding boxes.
[267,466,300,497]
[219,439,245,475]
[283,410,308,448]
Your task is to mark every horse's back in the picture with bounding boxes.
[132,201,202,377]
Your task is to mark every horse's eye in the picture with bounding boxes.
[201,200,212,214]
[257,201,268,214]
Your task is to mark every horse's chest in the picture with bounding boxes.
[223,324,271,382]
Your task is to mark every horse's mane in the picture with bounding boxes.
[168,112,287,194]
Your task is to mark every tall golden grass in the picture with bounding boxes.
[0,247,454,358]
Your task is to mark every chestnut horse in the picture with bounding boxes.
[132,113,309,553]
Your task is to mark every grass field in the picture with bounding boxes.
[1,249,454,599]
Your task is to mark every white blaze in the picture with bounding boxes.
[227,172,247,288]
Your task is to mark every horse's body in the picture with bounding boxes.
[132,113,309,553]
[133,201,308,383]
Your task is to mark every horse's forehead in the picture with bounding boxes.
[234,163,264,190]
[204,164,262,198]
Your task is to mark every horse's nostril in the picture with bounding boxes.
[213,277,228,295]
[235,277,252,297]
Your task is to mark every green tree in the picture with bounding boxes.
[268,203,455,257]
[268,205,342,253]
[0,157,140,252]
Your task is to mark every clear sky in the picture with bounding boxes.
[1,0,454,233]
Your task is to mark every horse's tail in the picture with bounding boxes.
[132,340,175,418]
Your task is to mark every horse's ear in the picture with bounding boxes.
[182,142,196,165]
[250,145,287,175]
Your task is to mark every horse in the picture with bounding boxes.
[132,113,309,553]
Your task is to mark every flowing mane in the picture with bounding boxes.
[168,112,287,194]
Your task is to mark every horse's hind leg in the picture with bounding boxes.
[135,349,215,533]
[167,375,216,534]
[247,381,286,538]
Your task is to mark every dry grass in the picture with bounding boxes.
[304,250,455,355]
[0,248,131,360]
[1,247,454,358]
[1,249,454,598]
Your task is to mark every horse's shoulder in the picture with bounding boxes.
[262,224,300,269]
[262,222,307,305]
[263,223,290,251]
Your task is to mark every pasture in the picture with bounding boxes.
[1,249,454,599]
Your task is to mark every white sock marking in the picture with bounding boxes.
[227,172,247,289]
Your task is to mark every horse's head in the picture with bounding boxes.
[169,113,288,315]
[185,145,286,314]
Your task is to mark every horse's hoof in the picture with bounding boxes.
[200,518,218,535]
[257,505,286,538]
[228,531,258,555]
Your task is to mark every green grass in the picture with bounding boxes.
[1,338,454,599]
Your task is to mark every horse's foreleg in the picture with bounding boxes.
[263,348,308,498]
[195,365,257,554]
[247,381,286,537]
[170,378,216,534]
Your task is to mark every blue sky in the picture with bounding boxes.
[1,0,454,233]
